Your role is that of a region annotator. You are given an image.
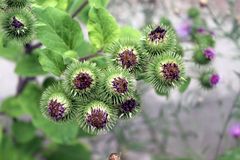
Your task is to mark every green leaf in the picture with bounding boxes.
[89,0,109,8]
[119,26,141,40]
[0,135,34,160]
[12,121,36,143]
[17,83,78,144]
[218,148,240,160]
[15,53,46,77]
[87,7,119,50]
[63,50,78,64]
[34,0,69,10]
[76,41,97,57]
[38,49,66,76]
[0,97,26,118]
[179,77,191,93]
[45,143,91,160]
[33,7,83,53]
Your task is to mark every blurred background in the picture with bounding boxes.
[1,0,240,160]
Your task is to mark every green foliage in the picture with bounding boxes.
[1,96,26,118]
[218,148,240,160]
[33,7,83,53]
[89,0,109,8]
[38,49,66,76]
[179,77,191,93]
[87,7,119,50]
[45,143,91,160]
[12,121,36,143]
[16,53,46,76]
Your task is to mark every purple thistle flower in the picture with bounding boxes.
[210,74,220,86]
[86,108,108,129]
[204,48,216,60]
[229,124,240,138]
[112,77,128,94]
[11,17,24,29]
[176,21,192,38]
[48,99,66,121]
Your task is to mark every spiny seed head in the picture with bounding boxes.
[162,63,180,81]
[143,25,176,56]
[78,101,118,134]
[203,48,215,60]
[145,54,185,94]
[119,49,137,69]
[4,0,29,8]
[48,99,66,121]
[148,26,167,43]
[112,77,128,94]
[2,10,35,42]
[86,108,108,129]
[120,98,137,113]
[210,74,220,86]
[40,83,76,123]
[63,61,99,101]
[73,72,93,90]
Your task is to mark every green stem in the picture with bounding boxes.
[71,0,88,18]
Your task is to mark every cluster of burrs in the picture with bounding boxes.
[40,24,189,134]
[1,0,35,42]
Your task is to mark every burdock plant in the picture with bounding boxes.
[1,9,35,42]
[145,53,185,94]
[40,83,77,122]
[142,25,176,56]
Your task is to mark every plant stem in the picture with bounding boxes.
[16,77,35,95]
[71,0,89,18]
[214,91,240,159]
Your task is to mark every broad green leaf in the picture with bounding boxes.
[38,49,66,76]
[18,83,78,144]
[0,135,34,160]
[45,143,91,160]
[0,97,26,118]
[179,77,191,93]
[34,0,69,10]
[15,53,46,76]
[67,0,90,23]
[87,7,119,50]
[89,0,109,8]
[0,125,2,144]
[76,41,97,57]
[12,121,36,143]
[63,50,78,64]
[0,34,22,61]
[33,7,83,53]
[119,26,141,40]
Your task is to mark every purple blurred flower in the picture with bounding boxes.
[176,21,192,38]
[229,124,240,138]
[210,74,220,86]
[204,48,216,60]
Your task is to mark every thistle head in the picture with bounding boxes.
[63,61,98,101]
[2,10,35,42]
[4,0,29,8]
[142,25,176,56]
[200,71,220,89]
[148,26,167,43]
[109,153,121,160]
[203,48,215,60]
[99,67,136,104]
[112,77,129,94]
[119,94,141,119]
[40,83,76,122]
[107,39,145,74]
[161,62,180,81]
[78,101,118,134]
[146,53,185,94]
[229,124,240,139]
[119,49,137,69]
[193,47,215,65]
